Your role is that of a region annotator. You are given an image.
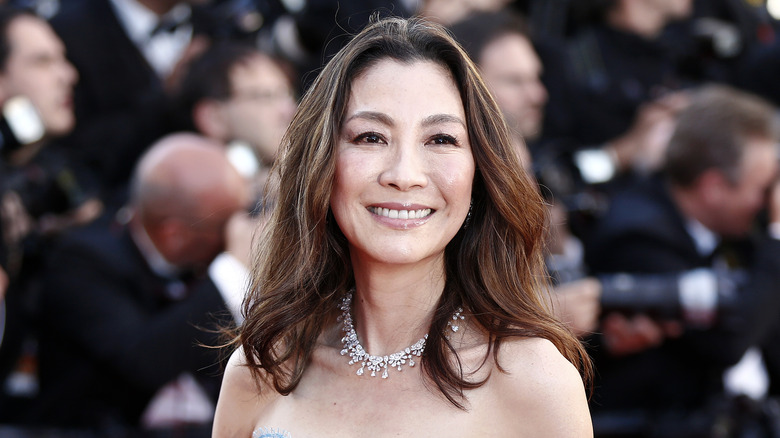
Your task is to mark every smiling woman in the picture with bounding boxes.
[213,16,593,438]
[331,59,474,267]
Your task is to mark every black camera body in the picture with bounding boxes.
[598,268,743,328]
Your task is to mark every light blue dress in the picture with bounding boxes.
[253,427,291,438]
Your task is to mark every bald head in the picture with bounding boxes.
[131,132,250,270]
[133,133,247,218]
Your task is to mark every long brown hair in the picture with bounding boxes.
[239,16,592,408]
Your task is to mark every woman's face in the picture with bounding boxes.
[331,58,475,267]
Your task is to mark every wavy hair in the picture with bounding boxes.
[238,16,592,408]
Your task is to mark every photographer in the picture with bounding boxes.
[585,84,780,437]
[0,6,102,421]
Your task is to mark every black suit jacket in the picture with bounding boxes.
[31,217,233,430]
[50,0,195,197]
[586,176,780,414]
[540,23,690,148]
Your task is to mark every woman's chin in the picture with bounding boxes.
[356,247,445,267]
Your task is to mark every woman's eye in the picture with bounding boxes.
[429,134,458,146]
[353,132,384,144]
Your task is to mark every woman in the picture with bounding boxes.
[214,16,592,437]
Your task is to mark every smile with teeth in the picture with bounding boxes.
[368,206,433,219]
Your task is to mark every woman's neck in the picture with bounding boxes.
[348,255,446,355]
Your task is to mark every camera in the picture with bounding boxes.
[0,95,45,157]
[598,268,743,328]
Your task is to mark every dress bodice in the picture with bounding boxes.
[253,427,291,438]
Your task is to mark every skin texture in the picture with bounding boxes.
[213,59,592,438]
[331,60,474,270]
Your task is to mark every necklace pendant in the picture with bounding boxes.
[447,308,465,333]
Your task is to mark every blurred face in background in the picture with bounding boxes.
[646,0,694,21]
[222,54,296,164]
[708,138,778,237]
[0,15,78,138]
[420,0,513,25]
[479,32,547,142]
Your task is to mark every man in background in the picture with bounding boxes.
[0,6,101,420]
[49,0,214,207]
[587,85,780,436]
[30,133,249,434]
[176,41,296,211]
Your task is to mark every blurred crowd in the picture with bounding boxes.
[1,0,780,436]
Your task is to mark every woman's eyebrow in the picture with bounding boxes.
[421,113,466,129]
[343,111,394,126]
[344,112,465,129]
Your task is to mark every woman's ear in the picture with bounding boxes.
[193,99,229,141]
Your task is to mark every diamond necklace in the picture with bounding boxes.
[339,291,464,379]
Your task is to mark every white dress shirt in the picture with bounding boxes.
[108,0,192,78]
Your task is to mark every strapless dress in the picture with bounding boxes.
[253,427,292,438]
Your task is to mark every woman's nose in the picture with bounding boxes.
[378,141,428,191]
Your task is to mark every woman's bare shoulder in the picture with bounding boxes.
[489,337,592,437]
[496,337,579,380]
[213,346,281,438]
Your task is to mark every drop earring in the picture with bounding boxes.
[463,199,473,229]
